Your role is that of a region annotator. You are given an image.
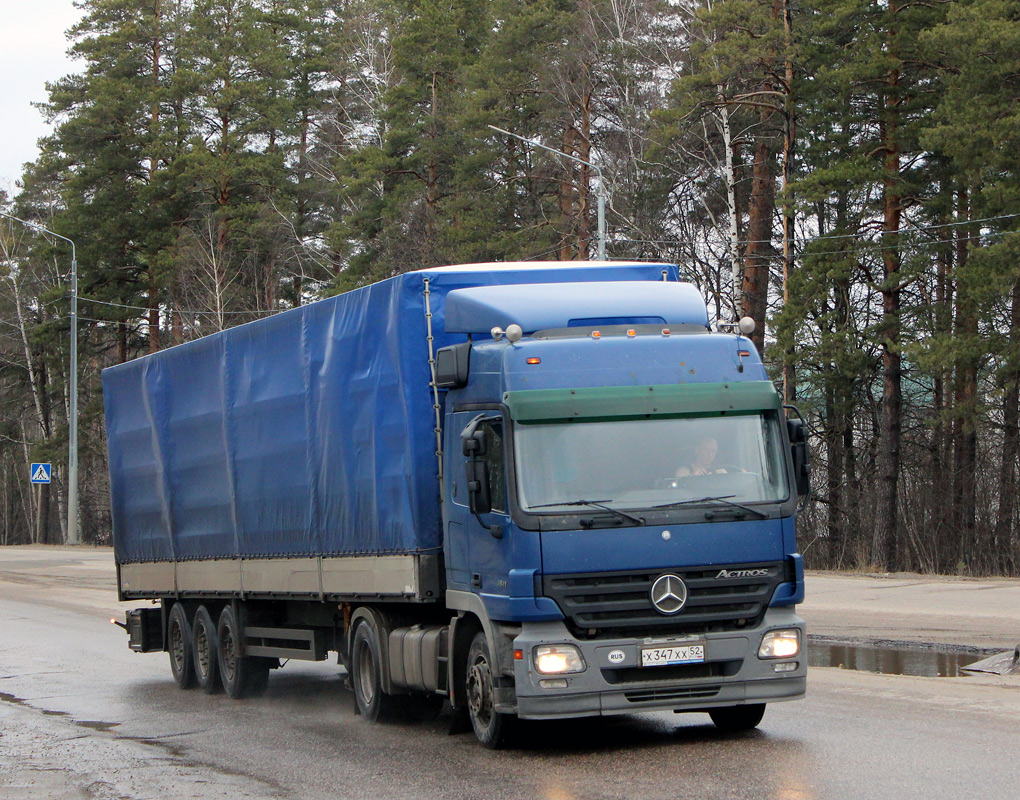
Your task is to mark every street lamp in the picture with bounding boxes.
[488,125,607,260]
[0,211,79,545]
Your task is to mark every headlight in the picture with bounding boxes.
[759,629,800,659]
[534,644,586,674]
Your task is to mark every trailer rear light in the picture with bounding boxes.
[526,357,541,365]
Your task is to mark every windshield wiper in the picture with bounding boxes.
[529,499,645,526]
[652,495,768,520]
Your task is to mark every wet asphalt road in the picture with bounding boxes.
[2,550,1020,799]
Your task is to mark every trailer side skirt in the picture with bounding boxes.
[118,554,440,602]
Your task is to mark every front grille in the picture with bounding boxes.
[624,685,721,703]
[542,562,783,639]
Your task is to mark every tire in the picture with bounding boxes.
[192,605,222,694]
[465,631,515,749]
[217,605,271,699]
[350,621,398,722]
[709,703,766,732]
[167,603,195,690]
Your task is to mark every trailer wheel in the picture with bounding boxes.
[350,621,397,722]
[709,703,766,732]
[167,604,195,689]
[465,632,515,749]
[217,605,271,699]
[192,605,222,694]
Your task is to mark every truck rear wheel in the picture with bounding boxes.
[167,603,195,689]
[465,632,515,749]
[351,621,398,722]
[192,605,222,694]
[709,703,766,732]
[217,605,271,699]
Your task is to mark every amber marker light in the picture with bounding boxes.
[526,357,541,365]
[514,649,524,661]
[591,330,601,339]
[662,328,671,336]
[627,329,636,337]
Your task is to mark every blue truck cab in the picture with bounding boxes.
[106,261,808,748]
[433,278,807,743]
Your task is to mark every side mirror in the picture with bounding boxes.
[460,413,497,521]
[436,342,471,389]
[466,459,492,516]
[786,416,811,499]
[461,418,486,458]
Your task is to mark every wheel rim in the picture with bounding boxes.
[356,638,376,705]
[195,621,210,678]
[467,654,493,728]
[221,624,236,682]
[170,621,186,673]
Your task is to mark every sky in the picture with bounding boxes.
[0,0,85,195]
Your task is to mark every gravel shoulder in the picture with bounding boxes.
[801,570,1020,650]
[4,545,1020,649]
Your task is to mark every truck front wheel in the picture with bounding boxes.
[709,703,766,732]
[465,632,515,749]
[192,605,222,694]
[167,603,195,689]
[217,605,271,699]
[351,621,397,722]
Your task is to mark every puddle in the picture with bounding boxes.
[77,719,121,732]
[2,689,119,730]
[808,638,988,677]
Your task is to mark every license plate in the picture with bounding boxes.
[641,642,706,667]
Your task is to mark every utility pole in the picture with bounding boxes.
[0,211,80,545]
[488,125,607,260]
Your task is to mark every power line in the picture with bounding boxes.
[623,211,1020,250]
[618,227,1012,261]
[78,296,283,317]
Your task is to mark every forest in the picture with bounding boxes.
[1,0,1018,575]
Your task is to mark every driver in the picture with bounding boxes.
[675,436,729,477]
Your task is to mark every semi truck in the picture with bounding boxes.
[105,261,810,748]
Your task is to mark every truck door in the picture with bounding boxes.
[446,412,512,596]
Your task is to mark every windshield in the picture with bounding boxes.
[513,413,790,513]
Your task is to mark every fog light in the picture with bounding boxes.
[759,629,800,659]
[534,644,586,674]
[539,678,568,689]
[774,661,798,673]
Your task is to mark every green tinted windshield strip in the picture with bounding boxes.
[504,382,781,423]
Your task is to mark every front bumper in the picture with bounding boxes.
[511,607,806,720]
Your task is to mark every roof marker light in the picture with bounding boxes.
[526,357,541,365]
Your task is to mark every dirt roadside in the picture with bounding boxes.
[802,570,1020,651]
[3,544,1019,651]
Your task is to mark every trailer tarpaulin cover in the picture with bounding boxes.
[103,262,678,563]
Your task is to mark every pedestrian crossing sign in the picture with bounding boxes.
[30,463,52,484]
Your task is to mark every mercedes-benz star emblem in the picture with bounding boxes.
[650,574,688,615]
